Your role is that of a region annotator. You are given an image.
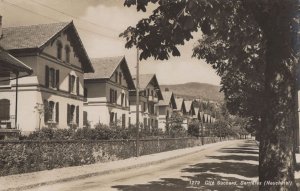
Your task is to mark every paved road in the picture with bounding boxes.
[29,140,259,191]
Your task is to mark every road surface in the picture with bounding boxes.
[30,140,259,191]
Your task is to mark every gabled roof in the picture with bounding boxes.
[175,98,184,110]
[84,56,135,90]
[0,21,94,73]
[158,91,177,109]
[185,100,193,112]
[132,74,163,99]
[85,56,123,79]
[0,46,33,79]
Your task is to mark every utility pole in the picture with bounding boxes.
[136,48,140,157]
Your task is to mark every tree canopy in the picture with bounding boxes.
[121,0,299,190]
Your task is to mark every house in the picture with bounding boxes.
[129,74,163,131]
[0,45,33,139]
[0,20,94,134]
[157,90,177,131]
[174,97,188,129]
[184,100,196,129]
[193,107,200,120]
[83,56,135,128]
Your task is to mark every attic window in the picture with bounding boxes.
[57,41,62,60]
[65,45,70,63]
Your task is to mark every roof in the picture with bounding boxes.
[133,74,155,90]
[0,47,33,79]
[0,21,94,73]
[175,98,184,110]
[185,100,193,112]
[132,74,163,99]
[84,56,135,90]
[85,56,123,79]
[158,91,174,106]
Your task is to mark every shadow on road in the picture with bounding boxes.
[112,140,259,191]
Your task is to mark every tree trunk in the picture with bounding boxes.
[249,0,298,190]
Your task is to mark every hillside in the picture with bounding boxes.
[160,82,224,102]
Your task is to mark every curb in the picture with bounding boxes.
[2,140,240,191]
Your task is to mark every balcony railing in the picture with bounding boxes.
[0,115,16,130]
[148,95,158,103]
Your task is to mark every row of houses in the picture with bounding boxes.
[0,18,216,138]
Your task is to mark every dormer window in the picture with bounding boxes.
[65,45,70,63]
[57,41,62,60]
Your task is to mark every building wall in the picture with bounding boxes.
[84,65,130,128]
[0,30,87,134]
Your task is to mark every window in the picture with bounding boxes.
[121,93,125,106]
[110,112,114,123]
[57,41,62,60]
[119,73,122,85]
[128,117,131,128]
[0,99,10,120]
[44,100,59,123]
[48,101,55,122]
[122,114,126,128]
[151,90,154,96]
[147,89,150,96]
[110,89,118,104]
[69,75,78,94]
[67,104,78,125]
[45,66,59,89]
[65,45,70,63]
[49,68,55,88]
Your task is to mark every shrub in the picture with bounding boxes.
[188,120,201,137]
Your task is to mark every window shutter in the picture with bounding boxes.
[115,112,117,123]
[76,106,79,124]
[45,66,49,88]
[68,74,71,93]
[56,102,59,123]
[44,100,49,123]
[67,104,70,124]
[56,70,60,90]
[114,90,117,104]
[76,77,79,95]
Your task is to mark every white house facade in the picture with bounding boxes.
[0,21,94,134]
[129,74,162,131]
[84,56,135,128]
[157,90,177,131]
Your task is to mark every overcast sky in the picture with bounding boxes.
[0,0,221,85]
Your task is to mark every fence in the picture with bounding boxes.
[0,137,234,176]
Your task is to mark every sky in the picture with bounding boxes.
[0,0,221,85]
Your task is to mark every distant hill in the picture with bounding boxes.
[160,82,224,102]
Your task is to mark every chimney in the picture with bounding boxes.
[0,15,2,38]
[165,88,169,92]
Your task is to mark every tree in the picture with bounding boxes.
[121,0,299,189]
[168,112,186,137]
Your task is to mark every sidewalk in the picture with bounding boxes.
[0,140,242,191]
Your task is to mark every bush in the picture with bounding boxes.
[188,120,201,137]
